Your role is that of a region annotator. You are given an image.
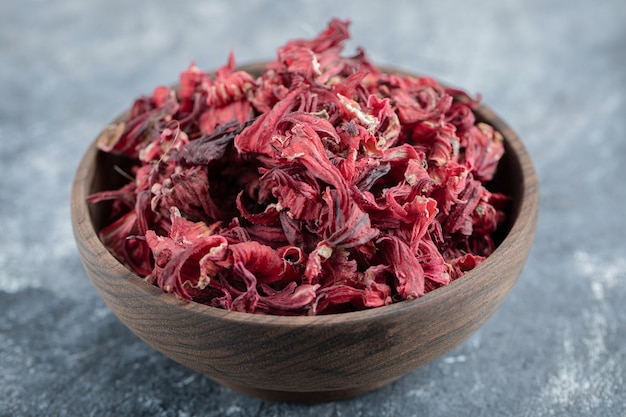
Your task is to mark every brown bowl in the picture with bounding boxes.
[71,65,539,403]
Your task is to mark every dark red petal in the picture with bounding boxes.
[379,235,425,299]
[231,262,260,313]
[229,241,283,282]
[152,166,224,223]
[257,282,319,314]
[235,191,280,225]
[442,178,483,236]
[99,211,152,277]
[280,123,344,189]
[279,111,340,144]
[234,85,305,156]
[366,94,401,149]
[322,188,379,249]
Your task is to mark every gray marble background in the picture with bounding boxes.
[1,1,625,416]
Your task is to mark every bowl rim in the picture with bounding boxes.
[72,66,539,328]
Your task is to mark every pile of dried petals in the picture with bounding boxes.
[88,19,509,315]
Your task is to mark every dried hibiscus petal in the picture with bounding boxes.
[145,208,228,300]
[257,281,320,315]
[89,19,509,315]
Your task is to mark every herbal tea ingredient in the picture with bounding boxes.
[88,19,508,315]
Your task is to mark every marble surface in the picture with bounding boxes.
[1,1,625,416]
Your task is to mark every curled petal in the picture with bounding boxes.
[449,252,485,280]
[366,94,401,150]
[151,165,223,223]
[279,111,340,143]
[379,235,424,299]
[99,211,152,277]
[462,123,505,182]
[442,178,484,236]
[97,94,179,158]
[279,46,322,79]
[229,241,283,282]
[390,80,452,124]
[304,240,333,284]
[231,262,260,313]
[280,123,345,189]
[199,100,253,134]
[411,118,457,167]
[145,209,229,301]
[208,52,256,107]
[322,188,379,248]
[179,63,211,103]
[258,282,319,314]
[234,85,306,156]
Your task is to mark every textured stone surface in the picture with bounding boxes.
[1,1,625,416]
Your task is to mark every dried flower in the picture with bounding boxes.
[89,18,508,315]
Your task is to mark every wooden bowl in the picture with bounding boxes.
[71,65,539,403]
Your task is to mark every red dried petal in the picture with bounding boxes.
[411,118,457,167]
[290,18,350,54]
[145,208,228,301]
[228,241,283,283]
[275,245,307,283]
[179,63,211,104]
[279,46,322,79]
[449,252,485,280]
[461,123,505,182]
[278,211,305,247]
[258,166,324,223]
[304,241,333,284]
[139,122,189,162]
[151,165,224,223]
[313,276,391,314]
[85,182,136,213]
[391,82,452,125]
[280,18,351,80]
[280,123,344,188]
[313,285,366,313]
[208,52,256,107]
[320,248,357,287]
[246,224,290,247]
[322,188,379,249]
[279,111,340,144]
[429,162,469,216]
[231,262,260,313]
[99,211,152,277]
[379,235,424,299]
[445,101,475,135]
[366,94,401,149]
[218,217,251,244]
[97,92,180,158]
[234,85,305,156]
[235,191,280,225]
[152,86,175,108]
[383,190,438,247]
[417,236,450,290]
[257,282,319,314]
[442,178,484,236]
[199,100,253,134]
